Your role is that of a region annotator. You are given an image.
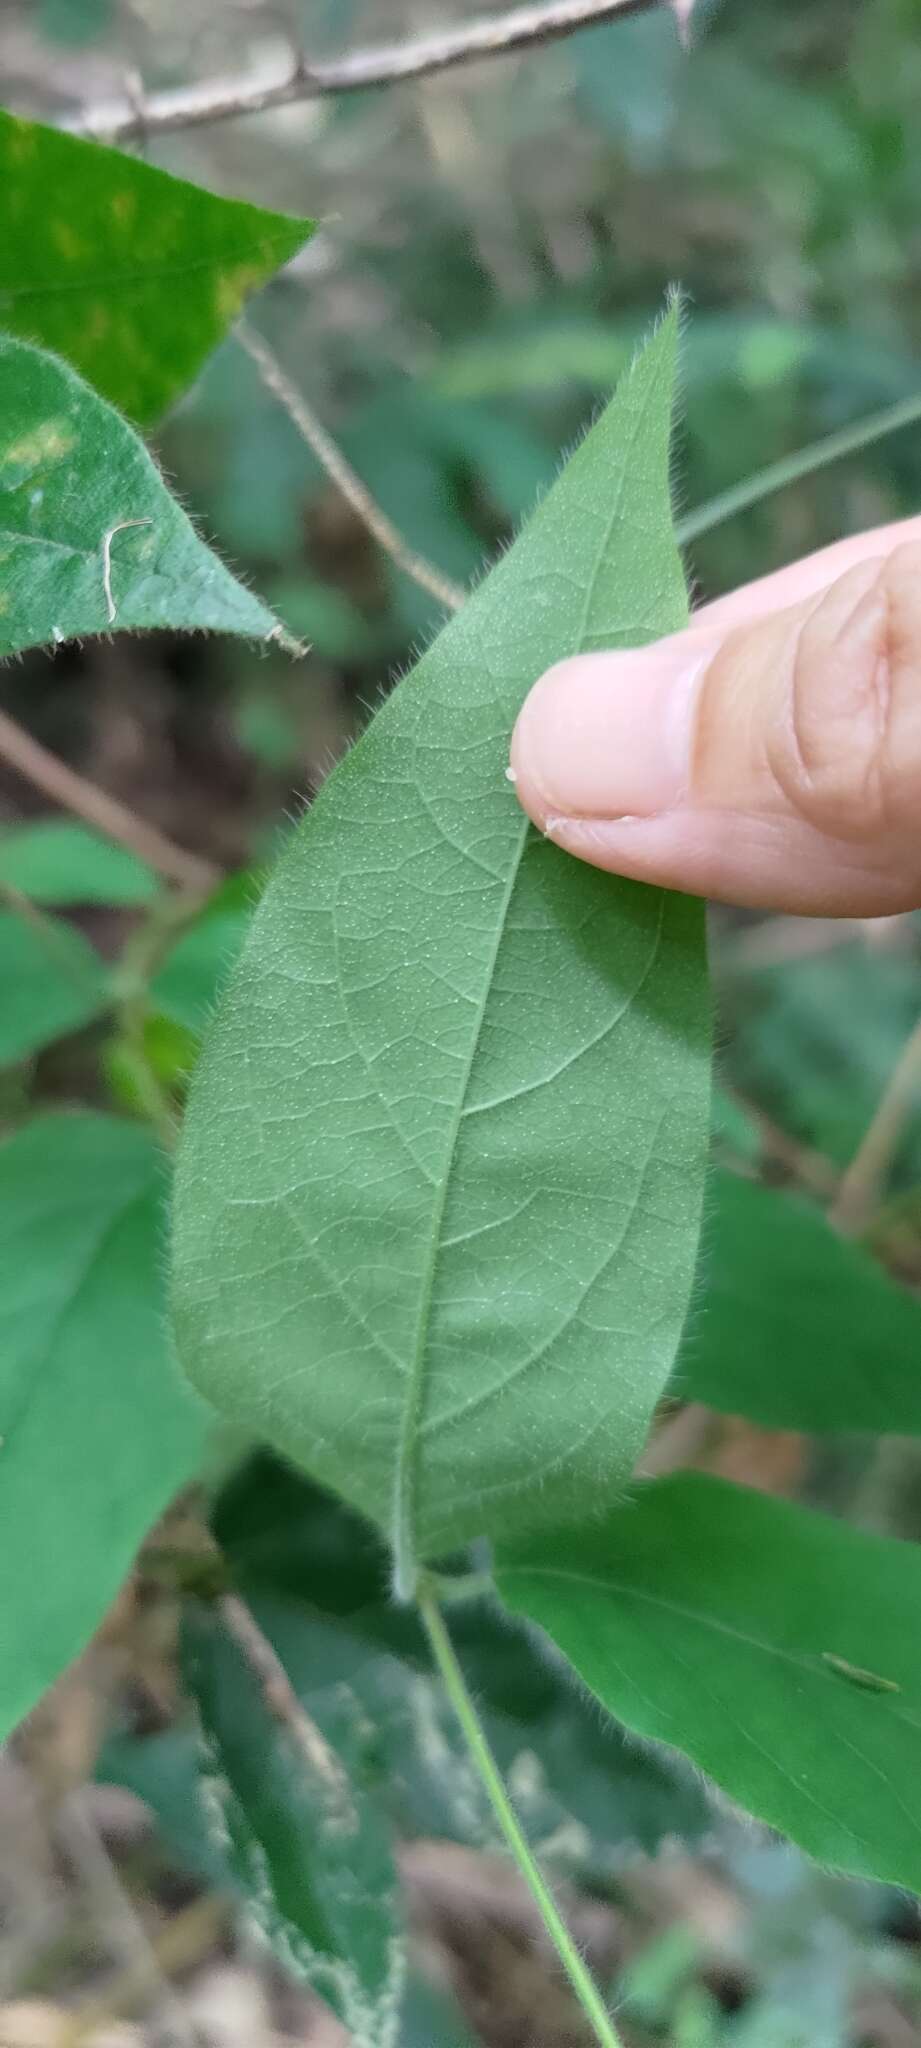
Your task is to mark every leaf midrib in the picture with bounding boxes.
[390,811,529,1594]
[389,339,671,1587]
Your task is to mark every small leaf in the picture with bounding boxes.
[151,879,254,1036]
[496,1474,921,1894]
[0,1115,207,1738]
[184,1600,404,2044]
[0,333,290,659]
[0,821,159,907]
[0,111,313,424]
[678,1170,921,1433]
[172,306,711,1580]
[0,908,108,1063]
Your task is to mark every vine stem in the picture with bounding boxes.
[417,1579,626,2048]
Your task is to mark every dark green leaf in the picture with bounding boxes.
[0,111,313,423]
[0,334,288,659]
[172,307,711,1583]
[184,1600,404,2043]
[496,1474,921,1894]
[0,1115,207,1737]
[677,1170,921,1433]
[0,821,159,907]
[0,909,108,1062]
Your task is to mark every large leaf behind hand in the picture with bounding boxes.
[172,309,711,1583]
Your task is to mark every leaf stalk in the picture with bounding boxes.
[417,1577,626,2048]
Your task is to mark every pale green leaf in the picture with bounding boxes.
[0,820,159,907]
[0,1115,207,1738]
[677,1170,921,1433]
[496,1474,921,1895]
[0,110,313,424]
[0,909,108,1063]
[172,308,711,1581]
[0,333,290,659]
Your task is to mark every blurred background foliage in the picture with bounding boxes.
[5,0,921,2043]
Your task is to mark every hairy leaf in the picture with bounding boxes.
[496,1474,921,1894]
[172,308,711,1581]
[0,334,289,659]
[184,1600,404,2044]
[0,111,313,423]
[0,1115,207,1738]
[0,909,108,1063]
[0,820,159,907]
[677,1170,921,1432]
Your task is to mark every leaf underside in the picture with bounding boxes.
[172,308,711,1579]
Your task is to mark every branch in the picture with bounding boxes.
[64,0,670,144]
[237,321,465,614]
[0,706,219,894]
[831,1012,921,1234]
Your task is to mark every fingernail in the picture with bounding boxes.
[511,637,708,823]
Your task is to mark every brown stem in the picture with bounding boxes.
[64,0,673,144]
[237,323,465,614]
[0,707,219,894]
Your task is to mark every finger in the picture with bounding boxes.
[510,537,921,915]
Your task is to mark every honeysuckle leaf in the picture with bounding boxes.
[172,307,711,1583]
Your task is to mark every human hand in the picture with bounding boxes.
[510,520,921,915]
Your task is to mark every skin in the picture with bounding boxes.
[510,516,921,915]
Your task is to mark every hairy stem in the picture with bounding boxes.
[417,1579,626,2048]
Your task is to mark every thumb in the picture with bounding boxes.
[510,538,921,915]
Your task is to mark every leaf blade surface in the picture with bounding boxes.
[0,111,313,423]
[0,1114,207,1737]
[496,1473,921,1894]
[0,333,286,657]
[172,310,711,1574]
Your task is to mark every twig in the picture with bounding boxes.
[65,0,668,144]
[218,1593,348,1799]
[678,387,921,548]
[0,707,219,893]
[831,1013,921,1234]
[54,1788,203,2048]
[236,322,465,614]
[56,1895,226,2048]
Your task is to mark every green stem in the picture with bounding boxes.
[677,388,921,547]
[417,1579,625,2048]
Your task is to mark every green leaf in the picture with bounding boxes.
[0,909,108,1063]
[172,306,711,1581]
[0,820,159,907]
[677,1169,921,1433]
[496,1473,921,1895]
[0,333,291,660]
[183,1600,405,2044]
[0,111,313,424]
[103,1451,712,1898]
[0,1115,207,1738]
[151,878,254,1036]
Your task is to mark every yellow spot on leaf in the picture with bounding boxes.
[1,419,76,477]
